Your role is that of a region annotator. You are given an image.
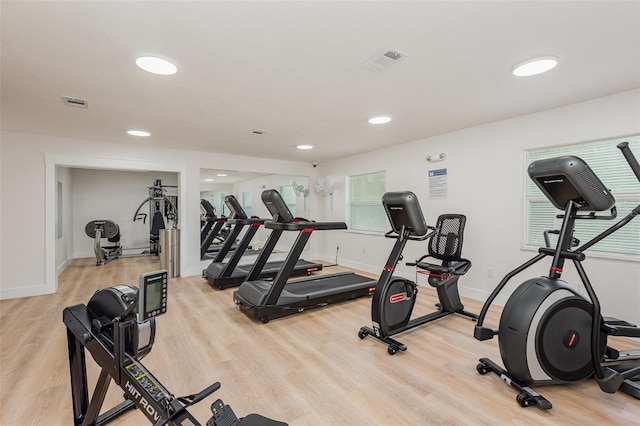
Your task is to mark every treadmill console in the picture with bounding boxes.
[138,270,168,321]
[261,189,295,223]
[224,195,248,219]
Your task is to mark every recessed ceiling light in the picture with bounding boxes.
[368,115,392,124]
[204,178,214,182]
[296,144,313,150]
[136,56,177,75]
[217,173,228,177]
[512,56,558,77]
[127,129,151,137]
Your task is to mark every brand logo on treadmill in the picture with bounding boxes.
[389,292,407,303]
[543,179,564,184]
[389,206,404,210]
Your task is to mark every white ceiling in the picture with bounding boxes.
[2,1,639,164]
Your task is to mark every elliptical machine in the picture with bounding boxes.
[85,220,123,266]
[358,191,477,355]
[63,270,286,425]
[474,142,640,409]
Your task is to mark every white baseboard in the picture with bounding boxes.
[0,284,54,300]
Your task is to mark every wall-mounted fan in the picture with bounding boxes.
[292,181,309,197]
[315,177,335,195]
[315,177,336,210]
[292,181,309,211]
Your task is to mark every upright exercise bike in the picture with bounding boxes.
[474,142,640,409]
[358,191,477,355]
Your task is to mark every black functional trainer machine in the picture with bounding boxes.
[63,270,286,426]
[358,191,477,354]
[204,195,322,290]
[85,220,123,266]
[474,142,640,409]
[233,189,376,323]
[133,179,178,255]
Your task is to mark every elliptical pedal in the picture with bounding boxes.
[476,358,552,410]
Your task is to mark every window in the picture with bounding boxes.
[525,135,640,257]
[218,192,227,216]
[349,171,387,232]
[242,191,252,217]
[279,185,296,217]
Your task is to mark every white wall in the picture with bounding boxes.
[54,167,74,272]
[313,89,640,325]
[71,169,178,259]
[0,132,313,299]
[1,90,638,326]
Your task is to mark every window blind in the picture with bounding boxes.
[349,171,387,232]
[526,136,640,256]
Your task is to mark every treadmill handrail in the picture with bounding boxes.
[227,217,267,226]
[265,220,347,231]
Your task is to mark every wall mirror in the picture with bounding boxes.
[200,169,310,260]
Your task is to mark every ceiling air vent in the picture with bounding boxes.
[62,96,88,108]
[361,48,408,72]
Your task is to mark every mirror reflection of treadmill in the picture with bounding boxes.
[203,194,323,289]
[200,199,247,260]
[233,189,377,322]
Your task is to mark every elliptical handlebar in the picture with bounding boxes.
[617,141,640,182]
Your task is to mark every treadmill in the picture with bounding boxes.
[203,194,322,290]
[233,189,377,323]
[200,199,235,259]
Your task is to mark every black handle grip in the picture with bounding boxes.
[191,382,221,405]
[617,142,640,182]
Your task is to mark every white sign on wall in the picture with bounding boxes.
[428,168,447,199]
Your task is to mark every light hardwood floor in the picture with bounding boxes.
[1,256,638,425]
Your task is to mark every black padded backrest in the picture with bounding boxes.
[224,195,248,220]
[261,189,295,223]
[428,214,466,261]
[150,211,165,236]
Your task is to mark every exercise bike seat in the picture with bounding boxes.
[414,258,472,276]
[410,214,471,277]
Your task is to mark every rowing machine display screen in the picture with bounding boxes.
[138,270,168,321]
